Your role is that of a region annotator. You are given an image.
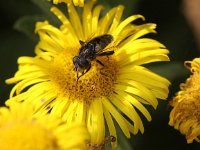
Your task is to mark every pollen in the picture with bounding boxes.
[49,48,118,104]
[0,120,58,150]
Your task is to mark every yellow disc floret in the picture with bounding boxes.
[50,49,118,104]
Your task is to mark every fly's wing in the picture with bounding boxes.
[78,34,113,54]
[93,34,113,54]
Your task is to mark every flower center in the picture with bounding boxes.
[50,48,118,104]
[0,120,58,150]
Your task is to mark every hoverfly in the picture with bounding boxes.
[86,135,116,150]
[73,34,114,81]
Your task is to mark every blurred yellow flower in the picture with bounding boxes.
[0,102,90,150]
[6,1,170,148]
[169,58,200,143]
[52,0,95,7]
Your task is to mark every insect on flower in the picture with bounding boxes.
[73,34,114,81]
[86,135,116,150]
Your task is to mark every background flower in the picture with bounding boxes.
[169,58,200,143]
[0,101,90,150]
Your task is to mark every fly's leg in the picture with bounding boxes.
[76,63,91,84]
[96,59,104,66]
[84,63,91,74]
[98,51,114,56]
[98,51,114,61]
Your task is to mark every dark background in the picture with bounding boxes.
[0,0,199,149]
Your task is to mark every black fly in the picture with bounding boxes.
[73,34,114,81]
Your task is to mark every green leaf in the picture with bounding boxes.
[31,0,52,17]
[104,122,132,150]
[116,124,132,150]
[31,0,59,25]
[148,62,190,81]
[14,15,44,41]
[116,135,132,150]
[105,0,138,18]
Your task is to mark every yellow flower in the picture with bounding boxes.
[169,58,200,143]
[0,101,90,150]
[6,1,170,148]
[52,0,95,7]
